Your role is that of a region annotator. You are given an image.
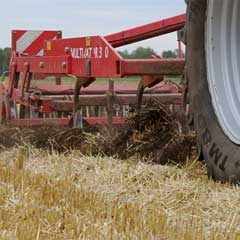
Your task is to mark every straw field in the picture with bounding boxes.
[0,147,240,239]
[0,103,239,239]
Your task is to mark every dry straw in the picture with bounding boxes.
[0,103,239,239]
[0,146,239,239]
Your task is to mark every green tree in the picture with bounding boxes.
[118,49,130,59]
[119,47,158,59]
[161,49,177,59]
[130,47,157,59]
[0,48,11,73]
[161,49,185,58]
[0,49,4,73]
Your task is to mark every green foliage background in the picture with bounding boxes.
[0,48,11,73]
[119,47,180,59]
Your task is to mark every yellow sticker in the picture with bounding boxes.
[86,37,91,47]
[46,41,52,51]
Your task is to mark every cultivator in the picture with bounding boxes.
[0,14,186,128]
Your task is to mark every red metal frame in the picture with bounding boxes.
[2,14,186,126]
[105,14,186,47]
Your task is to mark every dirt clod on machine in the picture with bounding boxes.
[0,101,196,165]
[87,101,196,164]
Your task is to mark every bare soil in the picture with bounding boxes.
[0,102,196,165]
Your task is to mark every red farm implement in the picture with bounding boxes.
[2,0,239,184]
[0,14,186,128]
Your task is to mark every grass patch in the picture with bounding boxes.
[30,76,141,86]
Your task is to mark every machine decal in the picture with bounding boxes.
[86,36,91,47]
[71,46,109,59]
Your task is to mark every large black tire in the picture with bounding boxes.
[186,0,240,183]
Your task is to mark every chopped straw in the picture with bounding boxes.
[0,102,239,239]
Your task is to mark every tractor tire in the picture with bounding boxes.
[186,0,240,183]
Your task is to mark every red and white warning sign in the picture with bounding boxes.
[12,30,62,56]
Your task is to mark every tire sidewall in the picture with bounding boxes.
[187,0,240,183]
